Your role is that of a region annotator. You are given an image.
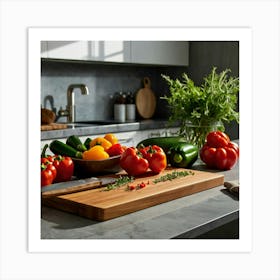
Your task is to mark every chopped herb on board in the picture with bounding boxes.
[104,176,134,191]
[153,170,194,184]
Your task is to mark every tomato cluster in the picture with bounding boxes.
[120,145,167,176]
[200,131,239,170]
[41,155,74,187]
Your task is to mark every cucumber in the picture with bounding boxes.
[137,136,198,168]
[66,135,87,152]
[49,140,83,159]
[137,136,188,153]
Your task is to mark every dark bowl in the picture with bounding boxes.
[72,155,122,178]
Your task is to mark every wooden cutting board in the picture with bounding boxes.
[135,77,156,119]
[42,168,224,221]
[41,123,68,131]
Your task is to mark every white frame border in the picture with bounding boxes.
[28,27,252,253]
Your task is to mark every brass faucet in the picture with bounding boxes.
[57,84,89,123]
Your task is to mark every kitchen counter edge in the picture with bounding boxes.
[41,119,178,140]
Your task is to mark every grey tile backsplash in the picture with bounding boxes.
[41,60,187,122]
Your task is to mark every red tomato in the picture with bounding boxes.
[206,131,230,148]
[41,168,54,187]
[106,143,126,157]
[227,141,239,158]
[224,147,239,169]
[139,145,167,174]
[200,131,239,170]
[41,163,56,187]
[46,162,57,179]
[215,148,228,169]
[53,155,74,183]
[200,145,217,168]
[120,147,149,176]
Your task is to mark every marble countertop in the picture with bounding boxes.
[41,159,239,239]
[41,119,176,140]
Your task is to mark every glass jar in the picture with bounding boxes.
[180,120,224,149]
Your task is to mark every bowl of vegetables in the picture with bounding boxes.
[49,134,125,178]
[72,155,122,177]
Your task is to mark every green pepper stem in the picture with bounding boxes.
[76,151,83,159]
[173,153,183,163]
[41,144,48,158]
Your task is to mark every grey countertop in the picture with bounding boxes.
[41,159,239,239]
[41,119,177,140]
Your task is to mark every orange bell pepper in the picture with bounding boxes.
[104,133,118,145]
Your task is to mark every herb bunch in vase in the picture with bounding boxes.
[161,67,239,148]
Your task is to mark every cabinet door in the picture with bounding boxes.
[41,41,131,63]
[41,41,188,65]
[44,41,89,60]
[131,41,189,66]
[88,41,131,63]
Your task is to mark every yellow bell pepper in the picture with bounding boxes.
[89,137,112,151]
[82,145,109,160]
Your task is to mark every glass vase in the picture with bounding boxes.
[180,121,224,149]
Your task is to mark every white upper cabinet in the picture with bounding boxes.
[44,41,88,60]
[41,41,189,66]
[131,41,189,66]
[41,41,130,63]
[41,41,90,61]
[89,41,131,63]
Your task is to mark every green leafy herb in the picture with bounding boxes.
[161,67,239,148]
[153,170,194,184]
[104,176,134,191]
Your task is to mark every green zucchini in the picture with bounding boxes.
[137,136,188,153]
[49,140,83,159]
[66,135,87,152]
[137,136,198,168]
